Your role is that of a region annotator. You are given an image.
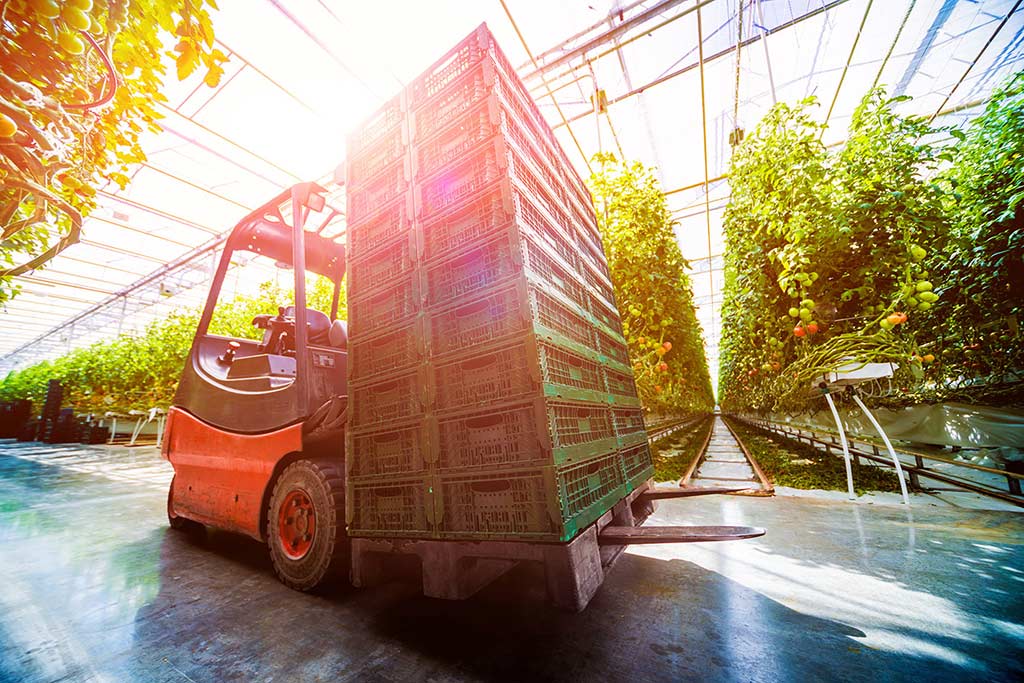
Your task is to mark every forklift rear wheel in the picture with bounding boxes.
[167,476,204,533]
[267,459,348,591]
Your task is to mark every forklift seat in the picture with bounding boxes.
[284,306,333,347]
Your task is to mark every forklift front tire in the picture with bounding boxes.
[267,459,348,591]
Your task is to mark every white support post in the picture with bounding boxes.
[851,393,910,506]
[823,391,856,500]
[130,415,145,446]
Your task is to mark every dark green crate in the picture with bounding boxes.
[436,467,559,539]
[434,452,626,542]
[556,451,628,540]
[618,441,655,492]
[348,475,434,538]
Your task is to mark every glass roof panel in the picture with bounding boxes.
[2,0,1019,386]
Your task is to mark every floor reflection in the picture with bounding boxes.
[2,440,1022,682]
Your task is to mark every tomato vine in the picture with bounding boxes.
[720,89,950,412]
[0,0,227,304]
[915,72,1024,404]
[588,153,714,416]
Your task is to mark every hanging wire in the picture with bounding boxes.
[696,4,717,327]
[753,0,779,104]
[523,0,720,92]
[548,0,853,132]
[499,0,593,174]
[824,0,875,128]
[870,0,917,91]
[928,0,1023,123]
[587,58,626,158]
[733,0,744,129]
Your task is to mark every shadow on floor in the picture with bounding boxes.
[122,526,1005,683]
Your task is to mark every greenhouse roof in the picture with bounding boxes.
[2,0,1022,388]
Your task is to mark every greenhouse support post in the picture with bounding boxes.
[851,393,910,505]
[823,391,856,500]
[108,416,118,444]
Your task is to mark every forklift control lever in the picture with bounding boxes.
[218,341,241,365]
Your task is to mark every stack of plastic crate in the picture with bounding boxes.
[345,23,652,543]
[343,90,433,538]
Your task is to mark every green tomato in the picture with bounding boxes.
[910,245,926,262]
[62,5,91,30]
[800,299,815,310]
[788,307,800,318]
[920,291,939,302]
[33,0,60,19]
[57,30,84,54]
[799,309,812,322]
[916,281,933,292]
[880,319,894,331]
[907,296,918,307]
[917,302,932,311]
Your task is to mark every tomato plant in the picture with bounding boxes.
[588,153,714,416]
[914,71,1024,404]
[0,275,343,414]
[719,88,951,412]
[0,0,227,304]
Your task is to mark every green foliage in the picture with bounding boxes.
[720,90,950,412]
[0,0,227,304]
[587,153,714,415]
[0,274,344,414]
[916,71,1024,400]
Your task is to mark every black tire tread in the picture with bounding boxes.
[267,458,348,591]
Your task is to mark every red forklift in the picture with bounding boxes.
[162,183,763,609]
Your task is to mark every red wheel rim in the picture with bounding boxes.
[278,489,316,559]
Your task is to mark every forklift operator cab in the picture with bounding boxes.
[164,183,350,543]
[173,183,347,435]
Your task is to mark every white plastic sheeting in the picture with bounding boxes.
[775,402,1024,449]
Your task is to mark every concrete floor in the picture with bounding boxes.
[1,440,1022,682]
[690,416,765,490]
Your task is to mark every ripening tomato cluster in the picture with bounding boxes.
[19,0,127,56]
[788,298,819,338]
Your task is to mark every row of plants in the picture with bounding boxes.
[0,153,712,420]
[588,153,716,416]
[1,0,226,305]
[0,276,340,414]
[719,72,1023,413]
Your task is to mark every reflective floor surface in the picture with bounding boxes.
[1,439,1022,682]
